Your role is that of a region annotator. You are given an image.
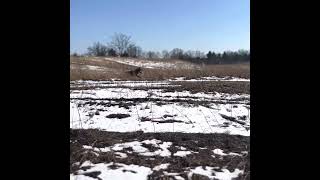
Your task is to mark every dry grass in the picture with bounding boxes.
[70,56,250,81]
[169,81,250,94]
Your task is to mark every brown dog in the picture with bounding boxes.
[127,67,143,78]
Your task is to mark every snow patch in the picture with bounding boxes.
[104,57,197,69]
[74,162,153,180]
[83,139,173,157]
[83,145,111,153]
[114,152,128,158]
[153,163,170,171]
[174,151,192,157]
[213,149,242,156]
[174,176,185,180]
[189,166,243,180]
[213,149,227,156]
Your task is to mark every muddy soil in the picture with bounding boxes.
[70,81,250,95]
[70,129,250,180]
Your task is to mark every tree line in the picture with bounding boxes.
[73,33,249,64]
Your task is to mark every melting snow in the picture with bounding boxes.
[114,152,128,158]
[70,99,250,136]
[104,57,197,69]
[174,151,192,157]
[213,149,228,156]
[212,149,242,156]
[70,80,250,136]
[153,163,170,171]
[82,139,173,157]
[86,65,104,71]
[189,166,243,180]
[72,162,153,180]
[174,176,185,180]
[169,76,250,82]
[83,145,111,153]
[112,141,148,152]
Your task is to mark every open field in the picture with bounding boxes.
[70,56,250,81]
[70,56,250,180]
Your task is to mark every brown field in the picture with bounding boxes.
[70,56,250,81]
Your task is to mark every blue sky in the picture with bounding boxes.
[71,0,250,54]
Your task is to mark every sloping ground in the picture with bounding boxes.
[104,57,199,69]
[70,56,250,81]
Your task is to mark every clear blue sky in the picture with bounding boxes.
[71,0,250,54]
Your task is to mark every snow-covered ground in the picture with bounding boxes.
[104,57,198,69]
[81,139,249,160]
[70,75,250,89]
[71,162,153,180]
[70,87,249,103]
[70,79,250,179]
[169,76,250,82]
[71,161,245,180]
[71,136,249,179]
[70,80,177,89]
[70,64,111,71]
[188,166,244,180]
[70,81,250,136]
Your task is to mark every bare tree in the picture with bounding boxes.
[71,52,79,57]
[109,33,132,56]
[146,51,156,59]
[156,52,161,59]
[146,51,160,59]
[170,48,184,59]
[161,50,170,59]
[87,42,108,56]
[136,46,143,58]
[107,48,117,57]
[127,44,142,58]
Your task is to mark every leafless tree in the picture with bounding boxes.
[109,33,132,56]
[146,51,159,59]
[161,50,170,59]
[195,50,206,59]
[87,42,108,56]
[127,44,142,58]
[155,52,161,59]
[170,48,184,59]
[183,50,194,59]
